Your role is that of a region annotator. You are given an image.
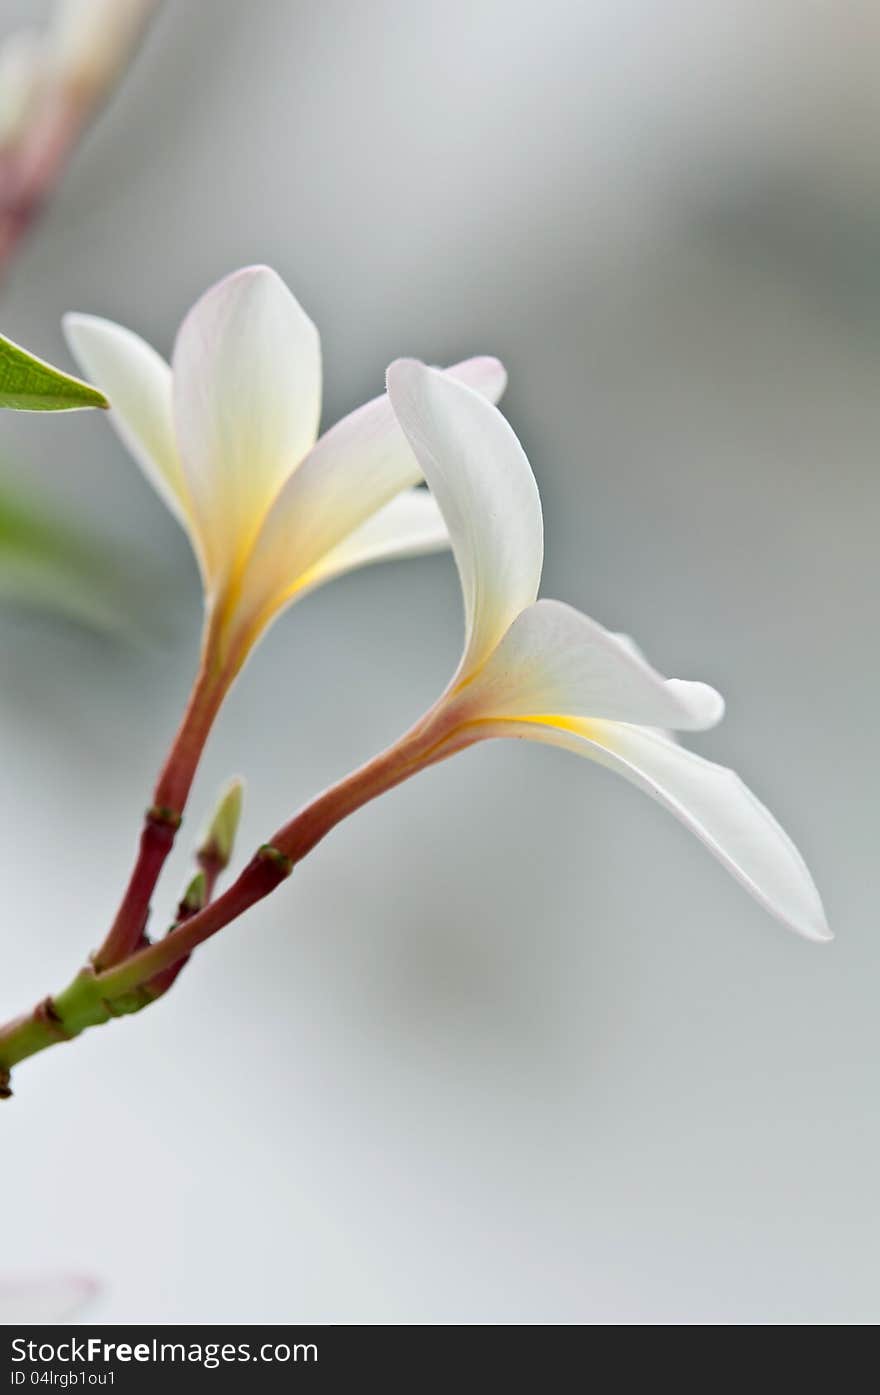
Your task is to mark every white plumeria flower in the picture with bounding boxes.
[0,1276,96,1324]
[64,267,505,685]
[0,2,156,149]
[384,359,830,943]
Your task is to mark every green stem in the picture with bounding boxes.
[0,851,293,1086]
[0,709,477,1092]
[0,967,150,1078]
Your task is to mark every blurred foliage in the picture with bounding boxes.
[0,473,151,635]
[0,332,108,411]
[0,333,150,636]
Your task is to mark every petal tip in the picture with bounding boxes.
[182,264,314,329]
[474,354,506,379]
[665,678,726,730]
[773,885,832,944]
[698,684,726,728]
[485,355,508,397]
[386,356,426,390]
[61,310,96,346]
[61,311,131,364]
[214,262,279,288]
[460,354,508,403]
[805,912,833,944]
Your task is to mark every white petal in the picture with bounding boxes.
[227,357,504,645]
[172,266,321,588]
[62,313,195,539]
[445,354,507,401]
[386,359,543,678]
[610,631,646,663]
[456,599,724,730]
[304,488,449,591]
[484,716,830,942]
[0,1276,96,1324]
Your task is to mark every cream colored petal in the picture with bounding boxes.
[226,491,449,660]
[481,716,830,943]
[62,313,204,565]
[172,266,321,588]
[445,354,507,401]
[455,599,724,731]
[227,357,504,645]
[386,359,543,679]
[303,488,449,592]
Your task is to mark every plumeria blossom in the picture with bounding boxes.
[61,265,504,975]
[0,1276,96,1323]
[63,267,505,686]
[0,314,832,1089]
[0,1,156,152]
[381,360,830,942]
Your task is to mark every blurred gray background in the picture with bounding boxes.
[1,0,877,1323]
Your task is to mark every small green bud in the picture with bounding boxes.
[178,870,207,918]
[199,777,244,870]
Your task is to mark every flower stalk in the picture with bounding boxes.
[0,710,471,1085]
[0,271,506,1092]
[93,638,227,970]
[0,851,290,1077]
[59,266,504,978]
[0,277,830,1101]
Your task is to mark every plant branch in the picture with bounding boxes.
[0,710,477,1088]
[93,641,227,970]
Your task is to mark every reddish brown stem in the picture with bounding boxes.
[94,647,226,970]
[95,713,476,999]
[97,848,294,1000]
[143,834,230,1001]
[0,710,479,1080]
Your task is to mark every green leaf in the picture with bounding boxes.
[0,332,108,412]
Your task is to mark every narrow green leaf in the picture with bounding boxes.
[0,332,108,412]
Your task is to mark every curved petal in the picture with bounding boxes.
[227,357,505,647]
[480,716,830,943]
[302,487,449,593]
[172,266,321,590]
[446,354,507,401]
[386,359,543,679]
[62,313,199,552]
[455,599,724,731]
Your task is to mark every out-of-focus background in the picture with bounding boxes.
[1,0,877,1324]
